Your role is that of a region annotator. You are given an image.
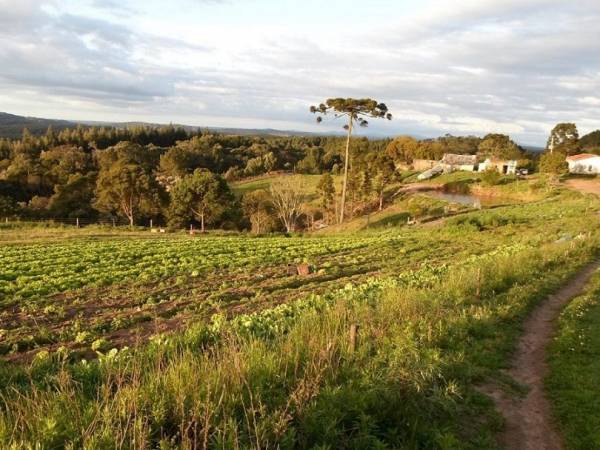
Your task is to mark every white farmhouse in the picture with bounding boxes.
[566,154,600,174]
[478,158,518,175]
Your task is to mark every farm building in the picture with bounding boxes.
[412,159,437,171]
[440,154,478,172]
[566,154,600,174]
[478,158,518,175]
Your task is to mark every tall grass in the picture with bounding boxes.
[1,238,598,449]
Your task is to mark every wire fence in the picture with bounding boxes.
[0,217,165,229]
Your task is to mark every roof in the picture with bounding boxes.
[485,157,518,164]
[566,153,600,162]
[441,153,477,165]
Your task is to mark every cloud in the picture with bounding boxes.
[0,0,598,144]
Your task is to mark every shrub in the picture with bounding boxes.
[480,167,502,186]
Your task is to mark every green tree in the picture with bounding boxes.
[539,151,568,174]
[316,172,335,222]
[477,134,522,160]
[372,154,396,210]
[168,169,233,232]
[310,98,392,223]
[547,123,580,155]
[316,172,335,209]
[579,130,600,153]
[94,160,157,227]
[49,173,97,218]
[242,189,275,234]
[385,136,419,164]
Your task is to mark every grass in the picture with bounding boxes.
[547,270,600,450]
[231,173,343,205]
[1,235,599,448]
[1,190,600,447]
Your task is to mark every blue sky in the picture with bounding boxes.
[0,0,599,145]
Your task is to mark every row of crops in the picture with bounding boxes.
[0,234,399,301]
[1,191,599,363]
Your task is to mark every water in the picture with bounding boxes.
[424,191,512,209]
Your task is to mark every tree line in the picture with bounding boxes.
[0,117,597,231]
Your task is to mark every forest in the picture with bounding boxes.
[0,121,597,231]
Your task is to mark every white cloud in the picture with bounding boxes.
[0,0,599,145]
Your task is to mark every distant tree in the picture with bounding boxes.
[263,152,277,173]
[316,172,335,209]
[310,98,392,223]
[546,123,580,155]
[49,173,97,218]
[40,145,90,188]
[269,177,305,232]
[244,156,265,177]
[0,195,18,217]
[580,130,600,153]
[372,154,396,210]
[94,160,157,226]
[242,189,275,234]
[223,166,243,182]
[168,169,233,232]
[316,172,336,222]
[385,136,419,164]
[477,134,522,160]
[539,151,568,174]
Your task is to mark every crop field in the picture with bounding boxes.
[1,188,600,447]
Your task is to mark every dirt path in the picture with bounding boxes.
[482,260,600,450]
[565,179,600,196]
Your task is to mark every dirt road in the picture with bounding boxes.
[565,178,600,196]
[481,261,600,450]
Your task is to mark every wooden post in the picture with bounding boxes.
[349,324,359,353]
[190,224,193,235]
[150,219,153,229]
[76,217,80,228]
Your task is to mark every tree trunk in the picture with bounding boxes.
[379,190,384,211]
[129,215,134,227]
[200,212,205,233]
[339,115,353,224]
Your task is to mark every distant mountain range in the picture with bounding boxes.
[0,112,586,153]
[0,112,330,140]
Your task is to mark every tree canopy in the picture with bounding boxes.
[310,98,392,224]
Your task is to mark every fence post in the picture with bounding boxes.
[76,217,80,228]
[150,219,153,229]
[349,324,359,354]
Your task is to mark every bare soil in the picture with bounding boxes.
[481,261,600,450]
[565,178,600,196]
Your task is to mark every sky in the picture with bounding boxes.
[0,0,599,145]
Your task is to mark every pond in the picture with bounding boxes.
[423,191,514,208]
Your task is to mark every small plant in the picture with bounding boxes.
[91,338,110,352]
[74,331,91,344]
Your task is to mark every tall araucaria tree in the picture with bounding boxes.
[310,98,392,223]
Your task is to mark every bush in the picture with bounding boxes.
[480,168,502,186]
